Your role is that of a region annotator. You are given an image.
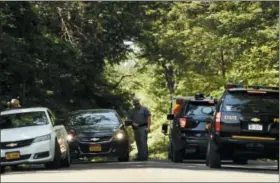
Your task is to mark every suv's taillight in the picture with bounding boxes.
[215,112,221,132]
[179,118,187,128]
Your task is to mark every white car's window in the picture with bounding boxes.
[47,110,55,125]
[0,111,49,129]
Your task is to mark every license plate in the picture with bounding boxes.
[248,124,263,131]
[6,152,20,160]
[89,145,102,152]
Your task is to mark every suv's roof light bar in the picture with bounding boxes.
[225,84,279,90]
[248,85,279,90]
[224,84,244,89]
[173,95,216,103]
[195,93,204,100]
[173,96,193,100]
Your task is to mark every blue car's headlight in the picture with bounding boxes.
[33,134,51,143]
[116,132,124,139]
[114,130,125,140]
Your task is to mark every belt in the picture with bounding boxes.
[138,123,148,127]
[133,123,147,130]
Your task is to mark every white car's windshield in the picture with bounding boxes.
[0,111,49,129]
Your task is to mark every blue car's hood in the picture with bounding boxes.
[65,124,121,137]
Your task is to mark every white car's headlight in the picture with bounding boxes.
[33,134,51,143]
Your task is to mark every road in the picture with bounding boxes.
[1,160,278,182]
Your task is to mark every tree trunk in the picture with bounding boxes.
[160,61,175,113]
[220,48,226,79]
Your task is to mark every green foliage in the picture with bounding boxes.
[0,2,146,115]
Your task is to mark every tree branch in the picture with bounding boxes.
[57,7,74,45]
[160,60,174,94]
[108,63,147,89]
[113,74,133,88]
[71,22,88,40]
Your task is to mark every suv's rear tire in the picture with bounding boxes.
[172,148,184,163]
[45,140,61,169]
[206,139,221,168]
[233,158,248,165]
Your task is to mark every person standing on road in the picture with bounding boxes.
[129,97,151,161]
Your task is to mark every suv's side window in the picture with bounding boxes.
[47,110,55,125]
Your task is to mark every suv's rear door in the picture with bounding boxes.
[220,90,279,139]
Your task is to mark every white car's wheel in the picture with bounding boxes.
[61,149,71,167]
[45,140,61,169]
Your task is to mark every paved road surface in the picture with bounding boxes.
[1,160,278,182]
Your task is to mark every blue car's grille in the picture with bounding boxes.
[78,136,112,143]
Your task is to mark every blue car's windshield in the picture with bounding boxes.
[69,112,120,126]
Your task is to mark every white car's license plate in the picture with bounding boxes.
[248,124,263,131]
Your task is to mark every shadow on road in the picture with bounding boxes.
[2,159,278,176]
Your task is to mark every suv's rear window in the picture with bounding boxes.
[184,101,215,116]
[222,91,279,114]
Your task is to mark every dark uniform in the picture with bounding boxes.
[129,98,151,161]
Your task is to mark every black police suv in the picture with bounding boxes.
[63,109,130,162]
[206,84,279,169]
[162,94,217,162]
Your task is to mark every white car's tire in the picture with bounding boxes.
[45,140,61,169]
[61,149,71,168]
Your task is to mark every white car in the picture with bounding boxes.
[0,107,71,171]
